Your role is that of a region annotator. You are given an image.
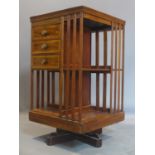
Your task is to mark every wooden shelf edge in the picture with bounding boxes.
[29,110,124,134]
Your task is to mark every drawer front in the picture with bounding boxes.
[32,55,59,69]
[32,40,61,54]
[32,24,61,41]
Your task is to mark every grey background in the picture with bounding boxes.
[19,0,135,113]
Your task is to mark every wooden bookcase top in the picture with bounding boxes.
[30,6,125,25]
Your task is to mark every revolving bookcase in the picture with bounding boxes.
[29,6,126,147]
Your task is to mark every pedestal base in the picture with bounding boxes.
[46,128,102,147]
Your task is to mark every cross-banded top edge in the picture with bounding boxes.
[30,6,126,25]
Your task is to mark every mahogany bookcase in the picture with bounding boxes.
[29,6,125,147]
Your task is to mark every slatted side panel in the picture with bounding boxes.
[88,23,125,114]
[90,31,110,112]
[110,23,125,113]
[30,70,59,110]
[61,13,84,121]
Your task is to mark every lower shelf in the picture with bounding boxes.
[29,107,124,134]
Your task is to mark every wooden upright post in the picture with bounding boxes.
[121,26,125,112]
[78,13,84,121]
[41,70,44,108]
[52,72,55,105]
[103,31,107,111]
[47,71,50,106]
[36,70,40,108]
[114,24,118,113]
[30,70,33,110]
[110,23,114,113]
[71,14,77,120]
[96,32,99,111]
[117,24,121,111]
[59,16,64,116]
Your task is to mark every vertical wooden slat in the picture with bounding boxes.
[65,72,69,118]
[117,24,121,111]
[30,70,33,110]
[59,16,64,116]
[96,32,99,66]
[36,70,40,108]
[78,71,83,120]
[59,72,63,116]
[83,29,91,106]
[121,26,125,111]
[30,24,33,110]
[110,23,114,113]
[64,15,71,118]
[71,14,77,120]
[47,71,50,106]
[41,70,44,108]
[71,72,76,119]
[96,31,99,111]
[78,13,83,121]
[114,23,118,112]
[103,31,107,111]
[52,72,55,105]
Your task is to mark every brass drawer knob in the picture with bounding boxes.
[41,43,48,50]
[41,30,48,36]
[41,59,48,65]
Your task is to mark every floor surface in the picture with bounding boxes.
[19,112,135,155]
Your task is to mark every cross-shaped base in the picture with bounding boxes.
[46,128,102,147]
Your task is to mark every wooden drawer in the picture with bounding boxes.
[32,24,61,41]
[32,40,61,54]
[32,55,59,69]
